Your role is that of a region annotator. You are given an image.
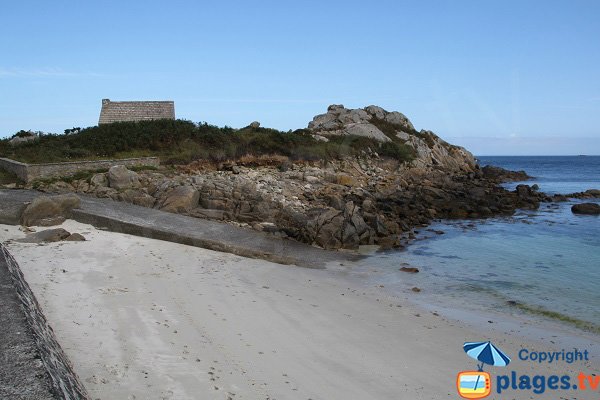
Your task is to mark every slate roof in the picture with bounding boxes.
[98,99,175,125]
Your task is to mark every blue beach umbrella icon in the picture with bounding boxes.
[463,341,511,394]
[463,341,511,371]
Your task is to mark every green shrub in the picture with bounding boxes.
[14,130,37,138]
[0,119,414,164]
[379,141,415,162]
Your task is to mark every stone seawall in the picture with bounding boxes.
[0,157,160,183]
[0,244,90,400]
[0,157,29,181]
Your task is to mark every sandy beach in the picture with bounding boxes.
[1,220,599,400]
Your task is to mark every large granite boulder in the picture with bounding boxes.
[9,131,38,145]
[307,104,476,172]
[21,194,81,226]
[108,165,140,190]
[344,123,389,142]
[158,185,200,213]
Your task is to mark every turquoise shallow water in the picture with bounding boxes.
[366,156,600,329]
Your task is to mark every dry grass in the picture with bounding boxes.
[336,174,358,186]
[236,154,289,167]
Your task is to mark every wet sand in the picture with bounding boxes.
[1,220,598,400]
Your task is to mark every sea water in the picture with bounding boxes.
[365,156,600,330]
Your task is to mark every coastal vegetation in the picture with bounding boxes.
[0,119,415,165]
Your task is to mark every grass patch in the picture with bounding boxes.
[379,141,415,160]
[128,165,158,172]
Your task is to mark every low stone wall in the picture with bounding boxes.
[0,244,90,400]
[0,157,29,181]
[0,157,159,183]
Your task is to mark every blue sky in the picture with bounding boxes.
[1,0,599,155]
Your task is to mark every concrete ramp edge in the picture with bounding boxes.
[0,244,90,400]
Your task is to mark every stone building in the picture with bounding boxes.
[98,99,175,125]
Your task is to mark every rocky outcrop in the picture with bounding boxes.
[29,159,554,251]
[20,194,80,226]
[108,165,140,190]
[309,104,414,134]
[19,105,561,251]
[303,201,374,249]
[9,131,38,145]
[403,130,476,171]
[308,104,476,172]
[571,203,600,215]
[566,189,600,199]
[481,165,531,183]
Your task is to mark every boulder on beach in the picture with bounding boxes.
[17,228,72,243]
[65,232,86,241]
[20,194,81,226]
[571,203,600,215]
